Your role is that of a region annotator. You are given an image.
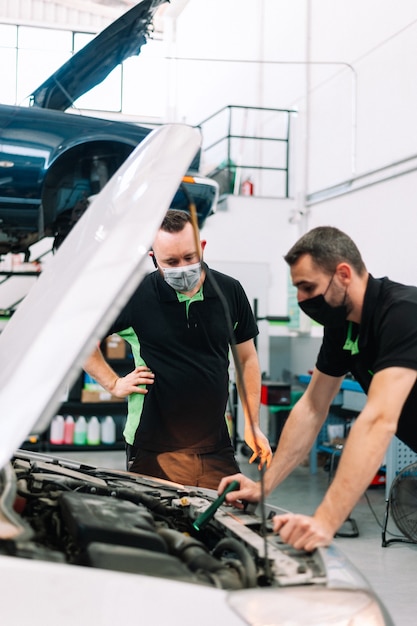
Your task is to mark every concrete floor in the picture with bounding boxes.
[54,447,417,625]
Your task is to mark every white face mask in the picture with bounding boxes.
[162,262,202,293]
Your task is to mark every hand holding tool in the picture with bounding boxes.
[193,480,240,531]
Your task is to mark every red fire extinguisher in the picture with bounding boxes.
[241,177,254,196]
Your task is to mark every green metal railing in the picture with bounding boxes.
[197,105,296,199]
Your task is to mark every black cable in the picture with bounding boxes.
[364,489,412,540]
[187,197,264,461]
[363,490,385,529]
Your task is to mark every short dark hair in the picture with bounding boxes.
[160,209,192,233]
[284,226,367,275]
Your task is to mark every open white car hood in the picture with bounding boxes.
[0,123,201,470]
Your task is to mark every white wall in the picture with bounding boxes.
[172,0,417,288]
[202,195,299,317]
[169,0,308,124]
[302,0,417,285]
[306,0,417,189]
[306,172,417,286]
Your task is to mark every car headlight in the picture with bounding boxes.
[227,587,389,625]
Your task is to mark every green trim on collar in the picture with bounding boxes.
[176,285,204,317]
[343,321,360,355]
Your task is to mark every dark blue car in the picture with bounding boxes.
[0,0,218,256]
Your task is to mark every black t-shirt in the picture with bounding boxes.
[316,275,417,452]
[110,266,258,453]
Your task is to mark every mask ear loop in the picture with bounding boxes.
[183,184,272,582]
[323,272,335,296]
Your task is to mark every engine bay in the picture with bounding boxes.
[0,451,327,590]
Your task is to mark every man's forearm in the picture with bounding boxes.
[84,348,119,393]
[237,355,261,427]
[314,413,392,533]
[237,378,261,427]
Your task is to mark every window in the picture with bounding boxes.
[0,23,165,119]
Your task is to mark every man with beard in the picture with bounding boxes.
[219,226,417,550]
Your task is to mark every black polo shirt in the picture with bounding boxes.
[109,265,258,453]
[316,274,417,452]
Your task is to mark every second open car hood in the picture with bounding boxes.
[30,0,166,110]
[0,123,201,470]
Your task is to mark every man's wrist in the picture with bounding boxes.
[108,375,120,393]
[314,501,343,536]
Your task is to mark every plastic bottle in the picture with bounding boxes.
[87,416,100,445]
[63,415,75,445]
[73,416,87,445]
[101,415,116,445]
[50,414,65,445]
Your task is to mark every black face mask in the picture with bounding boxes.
[298,294,347,327]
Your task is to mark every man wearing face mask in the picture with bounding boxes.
[219,225,417,550]
[84,209,272,488]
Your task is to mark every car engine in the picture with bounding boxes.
[0,451,327,590]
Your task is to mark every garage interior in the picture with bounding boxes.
[0,1,417,624]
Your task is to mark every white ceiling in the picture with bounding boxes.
[0,0,180,34]
[58,0,136,14]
